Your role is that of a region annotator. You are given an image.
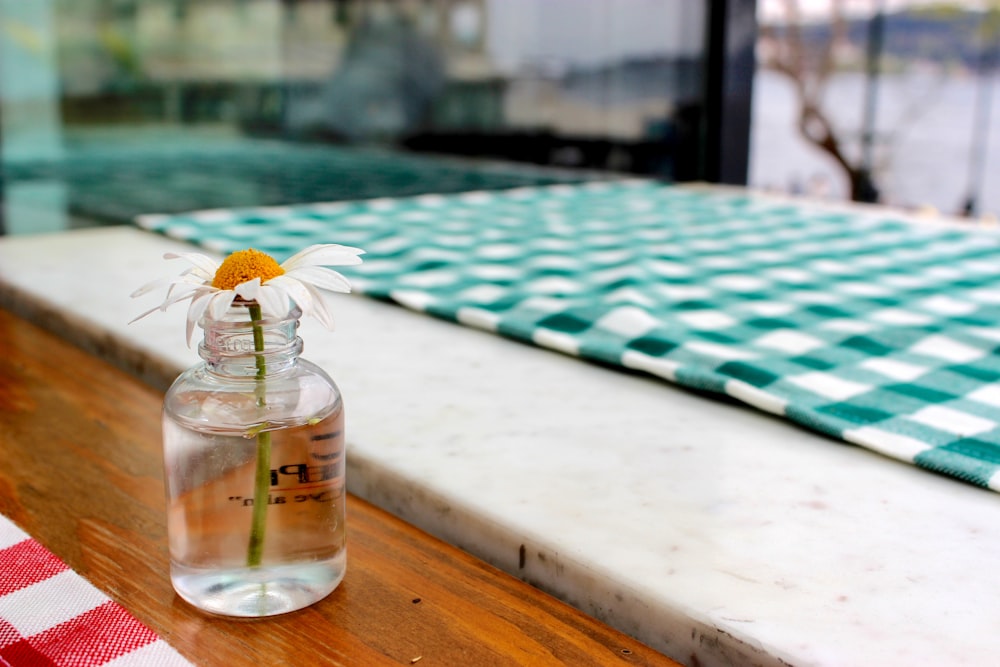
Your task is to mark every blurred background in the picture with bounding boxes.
[753,0,1000,219]
[1,0,996,234]
[0,0,748,234]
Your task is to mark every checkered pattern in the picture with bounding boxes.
[0,515,191,666]
[138,180,1000,491]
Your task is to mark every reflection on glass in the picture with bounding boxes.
[0,0,709,235]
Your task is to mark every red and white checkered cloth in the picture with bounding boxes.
[0,514,191,667]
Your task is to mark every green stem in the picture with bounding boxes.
[246,302,270,568]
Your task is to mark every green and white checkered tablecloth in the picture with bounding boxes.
[138,180,1000,492]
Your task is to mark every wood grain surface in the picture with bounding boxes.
[0,308,681,667]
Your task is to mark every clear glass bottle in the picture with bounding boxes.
[162,303,346,617]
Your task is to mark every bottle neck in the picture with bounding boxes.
[199,304,303,377]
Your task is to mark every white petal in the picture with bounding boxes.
[235,277,262,301]
[209,290,236,320]
[301,280,336,329]
[129,291,197,324]
[284,266,352,293]
[180,265,214,282]
[129,302,171,324]
[185,291,213,346]
[266,275,335,328]
[133,265,212,300]
[132,284,209,321]
[257,284,289,318]
[131,275,175,298]
[165,276,211,302]
[281,244,365,270]
[164,251,220,276]
[168,283,211,305]
[266,275,313,311]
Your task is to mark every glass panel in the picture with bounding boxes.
[1,0,710,235]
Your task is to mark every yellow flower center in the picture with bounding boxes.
[211,249,285,290]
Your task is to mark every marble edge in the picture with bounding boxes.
[347,453,796,667]
[0,279,181,392]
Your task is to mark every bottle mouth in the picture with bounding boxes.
[199,302,303,364]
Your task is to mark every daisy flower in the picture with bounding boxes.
[131,244,365,344]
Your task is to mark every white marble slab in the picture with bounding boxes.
[3,226,1000,666]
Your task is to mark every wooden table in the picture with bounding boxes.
[0,308,679,667]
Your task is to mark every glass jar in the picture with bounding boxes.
[162,303,346,617]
